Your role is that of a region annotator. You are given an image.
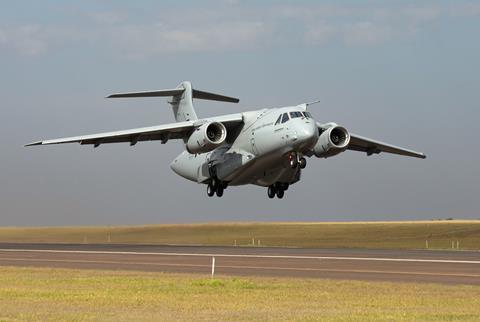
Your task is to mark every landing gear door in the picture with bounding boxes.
[197,163,210,183]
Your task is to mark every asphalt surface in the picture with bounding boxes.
[0,243,479,285]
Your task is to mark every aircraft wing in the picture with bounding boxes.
[25,113,244,147]
[25,121,195,147]
[347,133,426,159]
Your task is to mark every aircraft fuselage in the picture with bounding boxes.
[170,104,318,187]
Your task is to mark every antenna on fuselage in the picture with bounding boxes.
[305,100,321,106]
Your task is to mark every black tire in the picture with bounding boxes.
[267,186,276,199]
[276,187,285,199]
[207,184,215,197]
[211,178,218,191]
[299,157,307,169]
[216,185,224,197]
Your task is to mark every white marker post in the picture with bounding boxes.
[211,257,215,279]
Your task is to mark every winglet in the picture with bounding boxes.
[25,141,43,147]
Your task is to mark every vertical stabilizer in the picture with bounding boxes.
[170,81,198,122]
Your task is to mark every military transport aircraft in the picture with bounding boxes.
[27,81,426,199]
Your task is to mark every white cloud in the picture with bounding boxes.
[344,22,391,46]
[88,11,126,25]
[107,21,270,60]
[0,25,48,56]
[0,3,477,59]
[304,23,335,45]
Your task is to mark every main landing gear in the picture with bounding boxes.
[267,183,289,199]
[207,178,227,197]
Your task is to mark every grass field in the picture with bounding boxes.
[0,220,479,250]
[0,266,478,321]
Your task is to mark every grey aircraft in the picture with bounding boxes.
[27,81,426,199]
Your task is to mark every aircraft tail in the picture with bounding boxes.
[107,81,239,122]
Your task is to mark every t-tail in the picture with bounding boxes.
[107,81,239,122]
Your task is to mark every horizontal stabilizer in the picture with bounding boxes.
[106,85,239,103]
[107,88,184,98]
[192,89,239,103]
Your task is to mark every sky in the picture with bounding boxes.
[1,1,479,226]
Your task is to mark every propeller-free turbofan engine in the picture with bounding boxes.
[313,123,350,158]
[186,121,227,154]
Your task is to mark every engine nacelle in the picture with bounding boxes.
[186,122,227,154]
[313,124,350,158]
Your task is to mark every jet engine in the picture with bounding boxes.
[186,122,227,154]
[313,124,350,158]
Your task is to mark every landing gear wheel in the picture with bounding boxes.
[267,186,276,199]
[276,187,285,199]
[299,157,307,169]
[216,185,224,197]
[211,178,219,191]
[207,184,215,197]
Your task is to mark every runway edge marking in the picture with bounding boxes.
[0,249,479,264]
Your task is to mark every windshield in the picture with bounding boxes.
[289,111,304,119]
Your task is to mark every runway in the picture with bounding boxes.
[0,243,479,285]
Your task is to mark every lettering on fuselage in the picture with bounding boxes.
[252,122,274,132]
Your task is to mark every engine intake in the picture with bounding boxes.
[186,122,227,154]
[313,124,350,158]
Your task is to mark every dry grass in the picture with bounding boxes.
[0,220,479,250]
[0,266,479,321]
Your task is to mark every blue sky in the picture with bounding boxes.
[1,1,479,225]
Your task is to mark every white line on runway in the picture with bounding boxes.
[0,248,479,264]
[1,257,480,278]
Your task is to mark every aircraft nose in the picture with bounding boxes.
[298,121,318,147]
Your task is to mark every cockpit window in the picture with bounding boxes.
[275,114,282,125]
[281,113,289,123]
[289,111,303,119]
[303,111,312,118]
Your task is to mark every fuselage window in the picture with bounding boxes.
[275,114,282,125]
[281,113,289,123]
